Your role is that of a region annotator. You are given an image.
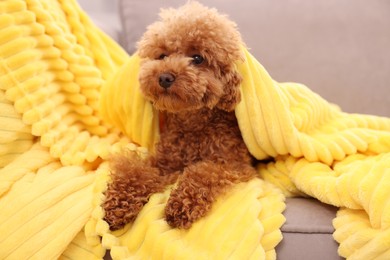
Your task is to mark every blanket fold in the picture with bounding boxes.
[236,49,390,165]
[0,150,96,259]
[0,1,389,259]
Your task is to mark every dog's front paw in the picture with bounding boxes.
[165,189,211,229]
[103,194,146,231]
[165,200,201,229]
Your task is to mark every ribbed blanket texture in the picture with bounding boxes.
[0,1,389,259]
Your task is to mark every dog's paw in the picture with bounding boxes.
[103,196,146,231]
[165,201,198,229]
[103,155,168,231]
[164,190,211,229]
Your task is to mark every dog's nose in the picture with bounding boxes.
[159,73,175,89]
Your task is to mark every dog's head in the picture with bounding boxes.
[137,2,244,113]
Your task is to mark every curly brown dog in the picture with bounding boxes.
[103,2,257,231]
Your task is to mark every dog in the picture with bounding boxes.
[103,1,257,231]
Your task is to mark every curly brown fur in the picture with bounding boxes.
[103,152,177,230]
[103,1,257,231]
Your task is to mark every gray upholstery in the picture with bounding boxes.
[278,198,342,260]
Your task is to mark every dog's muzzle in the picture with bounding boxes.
[159,73,175,89]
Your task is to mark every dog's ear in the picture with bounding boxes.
[217,67,242,111]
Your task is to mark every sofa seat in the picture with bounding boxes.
[277,198,342,259]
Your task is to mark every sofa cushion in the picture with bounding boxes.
[277,198,342,260]
[119,0,390,117]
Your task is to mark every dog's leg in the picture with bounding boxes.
[103,152,176,231]
[165,161,256,229]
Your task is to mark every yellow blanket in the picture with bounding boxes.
[1,0,389,259]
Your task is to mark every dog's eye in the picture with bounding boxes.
[191,54,204,65]
[157,54,167,60]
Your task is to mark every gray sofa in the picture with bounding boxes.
[86,0,390,259]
